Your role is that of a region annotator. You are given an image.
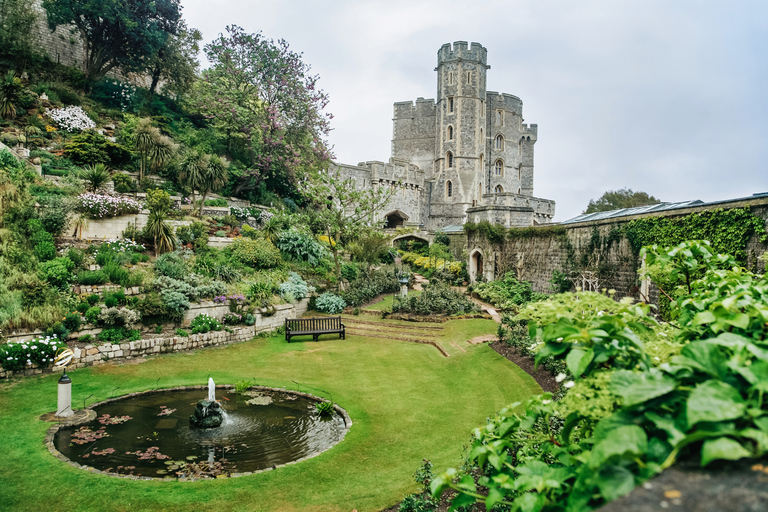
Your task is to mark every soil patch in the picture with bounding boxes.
[489,340,558,393]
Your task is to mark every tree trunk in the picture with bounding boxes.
[198,189,209,216]
[149,63,161,96]
[328,227,341,288]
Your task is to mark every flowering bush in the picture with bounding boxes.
[317,235,336,247]
[47,106,96,132]
[315,292,346,314]
[0,335,67,372]
[222,312,242,325]
[190,314,222,334]
[230,206,271,221]
[96,239,145,253]
[75,193,143,219]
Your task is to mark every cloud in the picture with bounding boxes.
[182,0,768,220]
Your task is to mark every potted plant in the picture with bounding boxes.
[397,270,410,284]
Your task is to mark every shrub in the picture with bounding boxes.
[47,106,95,132]
[221,214,239,228]
[98,327,140,343]
[340,268,400,307]
[76,302,90,314]
[190,313,222,334]
[214,230,226,237]
[84,306,101,324]
[315,292,346,314]
[112,173,136,193]
[133,293,166,322]
[154,251,189,280]
[63,311,82,332]
[102,290,126,308]
[278,272,313,301]
[212,263,241,284]
[37,196,71,236]
[38,257,74,288]
[66,248,85,268]
[340,263,359,282]
[0,335,67,372]
[222,312,242,325]
[64,131,130,166]
[473,272,547,310]
[161,290,189,322]
[175,329,188,337]
[276,230,326,265]
[231,237,282,269]
[244,314,255,326]
[204,198,228,207]
[103,262,129,286]
[77,270,109,286]
[34,241,56,262]
[392,282,479,316]
[87,294,100,306]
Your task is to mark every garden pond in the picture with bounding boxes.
[53,387,348,478]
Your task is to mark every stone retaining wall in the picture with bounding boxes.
[0,299,310,379]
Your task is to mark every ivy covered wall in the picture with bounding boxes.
[465,197,768,302]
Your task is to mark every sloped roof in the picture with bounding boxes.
[561,192,768,224]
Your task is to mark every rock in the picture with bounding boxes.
[189,399,223,428]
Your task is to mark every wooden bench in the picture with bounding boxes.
[285,316,345,343]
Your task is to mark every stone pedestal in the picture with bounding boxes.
[56,374,73,418]
[400,284,408,297]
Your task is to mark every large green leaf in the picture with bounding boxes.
[700,437,751,466]
[589,425,648,468]
[566,348,594,378]
[687,380,746,429]
[596,465,636,501]
[672,341,728,378]
[611,370,677,407]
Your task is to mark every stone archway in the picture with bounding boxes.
[383,210,408,229]
[469,249,484,282]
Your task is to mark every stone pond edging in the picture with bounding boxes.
[0,298,309,379]
[43,384,352,481]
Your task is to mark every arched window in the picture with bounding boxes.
[447,126,453,140]
[446,180,453,198]
[518,167,521,180]
[494,159,503,176]
[495,185,503,194]
[479,154,483,171]
[496,110,503,125]
[518,187,522,195]
[448,97,454,113]
[494,134,504,150]
[447,151,453,168]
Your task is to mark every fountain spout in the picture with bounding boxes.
[208,377,215,402]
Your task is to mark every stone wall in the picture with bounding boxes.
[0,298,310,379]
[467,197,768,298]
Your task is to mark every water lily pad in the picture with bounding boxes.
[186,455,198,460]
[156,469,167,475]
[245,396,273,406]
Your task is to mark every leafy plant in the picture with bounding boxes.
[315,292,346,314]
[473,272,547,309]
[392,282,478,316]
[278,272,312,301]
[84,306,101,324]
[234,379,252,395]
[231,237,282,269]
[175,329,188,337]
[190,313,222,334]
[79,163,112,192]
[315,400,335,416]
[276,229,326,265]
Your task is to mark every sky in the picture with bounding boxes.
[182,0,768,221]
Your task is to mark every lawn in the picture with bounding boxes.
[365,290,422,311]
[0,318,541,512]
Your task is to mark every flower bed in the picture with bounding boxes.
[47,106,96,132]
[0,334,67,372]
[75,194,144,219]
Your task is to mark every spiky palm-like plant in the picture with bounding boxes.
[148,134,178,175]
[197,154,229,216]
[0,71,22,120]
[72,215,89,240]
[79,163,111,192]
[260,216,283,245]
[178,150,209,207]
[146,210,176,256]
[134,117,160,183]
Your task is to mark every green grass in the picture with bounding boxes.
[365,290,422,311]
[0,318,541,512]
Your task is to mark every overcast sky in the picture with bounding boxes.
[183,0,768,221]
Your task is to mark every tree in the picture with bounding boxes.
[197,155,229,216]
[145,22,202,98]
[188,25,332,198]
[145,189,175,255]
[0,0,38,63]
[300,166,397,282]
[133,118,178,183]
[178,150,208,206]
[41,0,182,85]
[584,188,661,214]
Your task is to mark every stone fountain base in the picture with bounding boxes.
[189,399,223,428]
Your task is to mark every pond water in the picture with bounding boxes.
[53,388,347,478]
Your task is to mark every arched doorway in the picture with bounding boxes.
[383,210,408,229]
[469,250,484,281]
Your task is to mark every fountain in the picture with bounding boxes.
[189,378,224,428]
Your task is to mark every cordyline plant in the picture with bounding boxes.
[432,240,768,512]
[188,25,333,197]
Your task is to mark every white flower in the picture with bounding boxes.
[542,400,552,405]
[555,373,567,383]
[564,381,576,389]
[556,337,563,341]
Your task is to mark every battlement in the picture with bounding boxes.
[393,98,436,119]
[486,92,523,114]
[522,124,538,138]
[437,41,488,66]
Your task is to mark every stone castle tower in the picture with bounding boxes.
[336,41,555,231]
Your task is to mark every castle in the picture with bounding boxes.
[335,41,556,232]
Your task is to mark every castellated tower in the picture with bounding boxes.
[340,41,555,232]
